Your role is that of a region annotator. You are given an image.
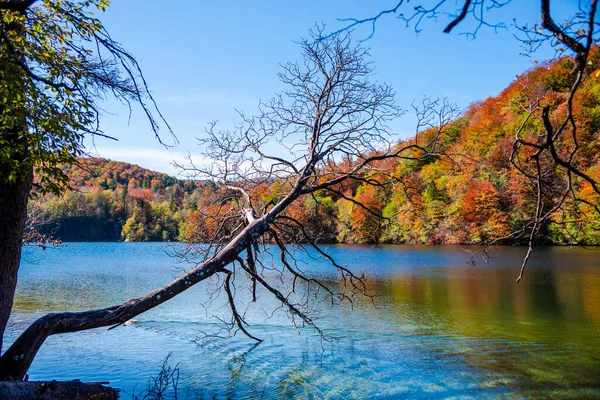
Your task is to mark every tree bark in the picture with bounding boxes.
[0,1,32,359]
[0,170,32,357]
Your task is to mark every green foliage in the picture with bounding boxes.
[541,59,576,92]
[0,0,167,195]
[121,200,182,242]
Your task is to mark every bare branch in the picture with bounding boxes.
[222,269,262,342]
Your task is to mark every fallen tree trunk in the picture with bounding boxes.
[0,160,304,381]
[0,213,272,381]
[0,380,119,399]
[0,33,405,384]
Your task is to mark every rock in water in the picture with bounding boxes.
[0,379,119,399]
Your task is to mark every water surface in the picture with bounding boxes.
[5,243,600,398]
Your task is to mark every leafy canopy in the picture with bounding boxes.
[0,0,170,194]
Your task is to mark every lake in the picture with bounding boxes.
[4,243,600,398]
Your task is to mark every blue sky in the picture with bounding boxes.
[87,1,575,176]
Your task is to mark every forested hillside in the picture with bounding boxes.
[33,158,213,241]
[34,54,600,245]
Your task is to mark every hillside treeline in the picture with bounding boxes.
[34,54,600,244]
[33,159,215,241]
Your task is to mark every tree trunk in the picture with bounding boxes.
[0,6,31,359]
[0,168,32,357]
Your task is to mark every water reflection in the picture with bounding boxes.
[6,243,600,398]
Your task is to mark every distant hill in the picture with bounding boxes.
[34,157,211,242]
[63,157,197,193]
[33,52,600,245]
[241,51,600,246]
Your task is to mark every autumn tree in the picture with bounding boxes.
[0,29,452,380]
[328,0,600,280]
[0,0,170,375]
[346,184,385,243]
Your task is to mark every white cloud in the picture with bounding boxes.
[87,146,206,178]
